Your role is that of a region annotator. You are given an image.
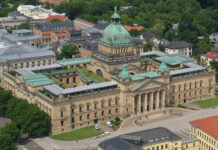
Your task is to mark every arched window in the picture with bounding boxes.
[73,77,76,83]
[102,111,104,116]
[87,114,90,119]
[109,109,111,114]
[101,101,104,108]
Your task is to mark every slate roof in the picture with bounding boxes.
[99,127,182,150]
[93,21,109,31]
[166,41,192,49]
[141,32,160,40]
[34,21,73,31]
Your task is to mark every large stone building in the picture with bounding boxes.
[0,7,216,135]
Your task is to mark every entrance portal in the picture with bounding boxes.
[96,69,103,77]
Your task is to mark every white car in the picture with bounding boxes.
[94,124,101,130]
[102,131,110,137]
[106,122,112,127]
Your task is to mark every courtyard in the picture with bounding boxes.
[193,95,218,108]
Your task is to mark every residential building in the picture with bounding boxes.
[0,11,43,29]
[1,7,216,135]
[209,32,218,47]
[201,50,218,66]
[74,18,95,30]
[33,21,74,46]
[40,0,69,6]
[165,41,192,56]
[17,5,65,20]
[190,115,218,150]
[98,127,199,150]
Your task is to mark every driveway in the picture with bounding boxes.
[30,107,218,150]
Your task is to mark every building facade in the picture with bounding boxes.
[190,115,218,150]
[0,8,216,135]
[165,41,192,56]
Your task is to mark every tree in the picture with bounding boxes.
[0,89,12,116]
[158,43,165,52]
[50,18,62,23]
[1,122,22,142]
[17,23,31,29]
[0,135,17,150]
[57,44,80,60]
[144,40,154,52]
[129,29,140,37]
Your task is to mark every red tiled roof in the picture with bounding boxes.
[124,25,144,31]
[190,115,218,140]
[44,15,66,22]
[205,52,218,59]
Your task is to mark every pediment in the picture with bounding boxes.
[130,78,164,92]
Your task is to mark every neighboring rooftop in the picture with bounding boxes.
[34,22,73,31]
[74,18,95,27]
[140,32,160,40]
[99,127,181,150]
[155,54,195,66]
[57,57,91,66]
[124,25,144,31]
[166,41,192,49]
[190,115,218,140]
[140,51,166,57]
[93,21,110,31]
[205,52,218,59]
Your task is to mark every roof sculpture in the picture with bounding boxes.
[120,64,130,78]
[99,6,131,47]
[159,61,168,72]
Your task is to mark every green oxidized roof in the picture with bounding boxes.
[99,6,131,47]
[24,74,55,87]
[120,64,130,78]
[131,71,160,81]
[57,58,90,66]
[111,6,120,19]
[159,61,168,72]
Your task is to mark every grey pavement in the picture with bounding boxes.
[31,107,218,150]
[0,117,11,128]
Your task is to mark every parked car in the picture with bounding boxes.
[94,124,101,130]
[106,121,112,127]
[102,131,110,137]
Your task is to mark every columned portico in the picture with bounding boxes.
[132,89,166,115]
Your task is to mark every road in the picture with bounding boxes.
[29,106,218,150]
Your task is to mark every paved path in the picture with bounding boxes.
[32,107,218,150]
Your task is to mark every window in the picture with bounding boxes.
[87,114,89,119]
[32,62,34,67]
[49,60,51,65]
[80,116,82,121]
[43,60,46,65]
[94,112,97,117]
[79,106,82,112]
[66,78,69,84]
[87,105,90,111]
[109,109,111,114]
[115,99,118,105]
[38,61,40,66]
[60,111,63,117]
[101,101,104,108]
[109,100,111,106]
[115,108,118,113]
[73,77,76,83]
[165,144,168,148]
[26,62,29,68]
[157,146,159,150]
[15,64,17,69]
[71,107,74,114]
[72,117,74,123]
[102,111,104,116]
[61,121,64,126]
[94,103,97,109]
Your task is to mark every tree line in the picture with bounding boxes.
[0,87,50,150]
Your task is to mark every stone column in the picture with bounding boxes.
[156,91,160,109]
[150,92,153,111]
[137,95,141,113]
[162,90,165,107]
[131,96,135,114]
[144,93,147,112]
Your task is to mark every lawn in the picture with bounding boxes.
[51,126,104,141]
[194,95,218,108]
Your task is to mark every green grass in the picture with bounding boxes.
[194,95,218,108]
[51,126,104,141]
[173,104,187,109]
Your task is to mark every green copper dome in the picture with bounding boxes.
[99,6,131,47]
[159,61,168,72]
[120,64,130,78]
